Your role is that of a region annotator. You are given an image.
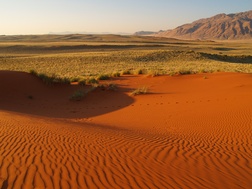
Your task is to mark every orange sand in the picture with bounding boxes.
[0,71,251,189]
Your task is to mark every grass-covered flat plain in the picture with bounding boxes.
[0,34,251,79]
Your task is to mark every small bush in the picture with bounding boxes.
[56,77,71,84]
[107,83,117,91]
[86,78,99,85]
[78,79,87,86]
[70,77,81,82]
[31,71,70,85]
[29,69,38,76]
[178,70,195,75]
[131,86,148,96]
[168,71,176,76]
[199,69,208,73]
[97,74,110,80]
[148,70,163,77]
[112,72,121,77]
[122,70,132,75]
[37,73,52,85]
[135,69,145,75]
[98,83,117,91]
[70,90,85,101]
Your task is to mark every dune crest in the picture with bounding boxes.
[0,71,252,189]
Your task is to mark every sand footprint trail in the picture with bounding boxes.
[0,72,252,188]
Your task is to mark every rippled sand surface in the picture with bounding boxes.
[0,71,251,189]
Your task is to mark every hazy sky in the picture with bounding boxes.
[0,0,251,35]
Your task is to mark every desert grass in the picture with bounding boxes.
[2,50,251,78]
[29,69,71,85]
[106,83,118,91]
[121,70,130,75]
[0,35,251,79]
[131,86,148,96]
[85,78,99,85]
[70,86,98,101]
[96,74,110,80]
[111,72,121,77]
[70,90,85,101]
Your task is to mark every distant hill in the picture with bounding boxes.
[155,10,252,40]
[134,31,157,36]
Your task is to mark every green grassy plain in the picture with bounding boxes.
[0,34,251,79]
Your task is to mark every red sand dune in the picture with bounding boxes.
[0,71,251,189]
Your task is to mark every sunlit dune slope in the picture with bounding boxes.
[0,71,251,189]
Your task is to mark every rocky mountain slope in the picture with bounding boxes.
[155,10,252,40]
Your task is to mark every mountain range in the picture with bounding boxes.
[142,10,252,40]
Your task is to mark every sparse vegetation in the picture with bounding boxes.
[105,83,118,91]
[29,69,38,76]
[122,69,132,75]
[97,83,118,91]
[111,72,121,77]
[70,90,85,101]
[148,70,163,77]
[1,36,251,80]
[78,79,87,86]
[131,86,148,96]
[86,78,99,85]
[70,77,81,82]
[30,70,71,85]
[177,69,196,75]
[97,74,110,80]
[135,69,145,75]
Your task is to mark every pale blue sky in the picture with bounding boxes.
[0,0,251,35]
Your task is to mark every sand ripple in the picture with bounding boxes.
[1,72,252,189]
[0,109,251,189]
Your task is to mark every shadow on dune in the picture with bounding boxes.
[0,71,134,119]
[0,179,8,189]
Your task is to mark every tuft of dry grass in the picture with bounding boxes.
[131,86,148,96]
[70,90,85,101]
[97,74,110,80]
[29,70,71,85]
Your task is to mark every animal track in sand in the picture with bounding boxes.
[74,97,231,112]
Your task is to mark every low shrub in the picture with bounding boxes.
[78,79,87,86]
[70,77,81,82]
[122,69,132,75]
[29,69,38,76]
[178,70,195,75]
[69,90,85,101]
[86,78,99,85]
[111,72,121,77]
[97,74,110,80]
[106,83,117,91]
[131,86,148,96]
[135,69,145,75]
[30,70,71,85]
